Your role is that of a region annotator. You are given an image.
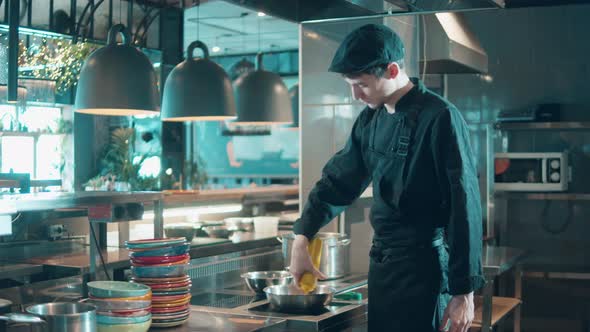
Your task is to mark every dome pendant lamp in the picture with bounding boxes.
[161,41,236,121]
[75,24,160,116]
[233,53,292,125]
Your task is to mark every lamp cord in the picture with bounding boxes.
[197,0,200,41]
[257,16,261,53]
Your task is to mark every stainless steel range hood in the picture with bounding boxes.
[221,0,504,22]
[419,12,488,74]
[384,0,505,11]
[220,0,490,73]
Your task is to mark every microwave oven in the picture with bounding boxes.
[494,152,569,192]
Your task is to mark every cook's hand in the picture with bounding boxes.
[440,292,474,332]
[289,235,327,288]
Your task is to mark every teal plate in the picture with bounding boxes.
[125,238,187,249]
[97,313,151,325]
[129,243,190,258]
[88,281,151,298]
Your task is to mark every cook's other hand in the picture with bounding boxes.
[290,235,327,288]
[440,292,474,332]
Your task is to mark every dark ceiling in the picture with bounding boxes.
[131,0,590,19]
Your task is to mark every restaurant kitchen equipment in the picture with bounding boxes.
[494,152,570,191]
[279,233,351,279]
[264,285,336,314]
[0,302,97,332]
[241,271,293,294]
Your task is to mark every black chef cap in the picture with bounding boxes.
[328,24,405,74]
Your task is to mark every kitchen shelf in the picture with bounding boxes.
[471,296,521,330]
[494,121,590,130]
[0,263,43,280]
[0,131,66,137]
[494,192,590,201]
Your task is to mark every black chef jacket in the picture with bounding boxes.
[293,78,485,295]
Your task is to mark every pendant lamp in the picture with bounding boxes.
[233,53,292,125]
[75,24,160,116]
[161,41,236,121]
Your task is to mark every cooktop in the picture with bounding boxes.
[247,301,351,316]
[190,292,265,309]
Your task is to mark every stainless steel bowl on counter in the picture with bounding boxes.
[264,285,335,314]
[0,302,97,332]
[194,221,224,237]
[163,224,195,242]
[223,217,254,232]
[201,225,232,238]
[241,271,293,294]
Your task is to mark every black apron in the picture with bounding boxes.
[366,106,451,332]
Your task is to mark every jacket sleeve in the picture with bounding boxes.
[293,110,372,240]
[431,107,486,295]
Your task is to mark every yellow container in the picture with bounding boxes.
[298,237,322,294]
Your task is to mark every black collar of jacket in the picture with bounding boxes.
[394,77,425,127]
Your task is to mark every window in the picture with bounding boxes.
[1,136,34,174]
[0,105,17,131]
[0,105,72,191]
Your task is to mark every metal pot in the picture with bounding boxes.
[279,232,351,279]
[202,225,232,238]
[0,302,97,332]
[264,285,335,314]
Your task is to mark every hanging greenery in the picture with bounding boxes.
[18,38,97,95]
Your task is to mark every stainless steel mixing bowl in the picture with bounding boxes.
[241,271,293,294]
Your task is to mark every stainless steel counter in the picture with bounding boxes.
[0,186,299,216]
[149,310,289,332]
[0,191,163,214]
[163,186,298,207]
[1,232,284,276]
[189,231,289,259]
[0,263,43,280]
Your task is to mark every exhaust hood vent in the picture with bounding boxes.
[420,12,488,74]
[385,0,504,11]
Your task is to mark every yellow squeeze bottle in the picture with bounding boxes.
[299,237,322,294]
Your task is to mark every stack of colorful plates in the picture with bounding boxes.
[87,281,152,332]
[126,238,191,328]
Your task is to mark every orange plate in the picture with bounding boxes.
[89,291,152,302]
[151,293,191,302]
[145,281,191,289]
[131,258,190,267]
[151,298,191,308]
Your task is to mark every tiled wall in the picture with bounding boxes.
[446,5,590,270]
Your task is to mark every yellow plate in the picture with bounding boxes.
[89,291,152,302]
[151,298,191,308]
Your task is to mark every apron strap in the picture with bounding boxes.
[395,105,420,158]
